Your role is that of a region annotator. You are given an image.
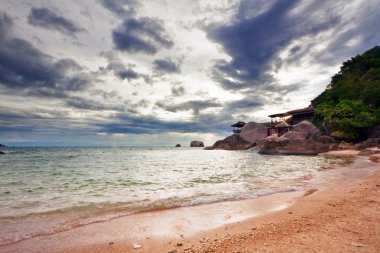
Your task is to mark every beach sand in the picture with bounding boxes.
[2,154,380,253]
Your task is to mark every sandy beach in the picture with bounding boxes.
[1,153,380,253]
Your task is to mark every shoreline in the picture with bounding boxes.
[1,153,380,253]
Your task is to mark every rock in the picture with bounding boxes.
[258,121,324,155]
[190,141,204,147]
[316,135,335,144]
[355,138,380,149]
[239,122,268,143]
[351,242,366,247]
[338,140,353,150]
[292,120,321,140]
[0,151,5,155]
[207,121,267,150]
[176,242,183,247]
[133,243,142,249]
[205,134,254,150]
[281,131,308,140]
[322,120,332,135]
[175,144,181,147]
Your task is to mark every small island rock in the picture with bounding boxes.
[190,141,204,147]
[175,144,181,147]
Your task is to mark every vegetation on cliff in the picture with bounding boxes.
[312,46,380,140]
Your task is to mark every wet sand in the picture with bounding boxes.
[2,154,380,253]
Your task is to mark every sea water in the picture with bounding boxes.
[0,146,357,245]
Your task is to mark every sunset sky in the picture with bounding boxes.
[1,0,379,146]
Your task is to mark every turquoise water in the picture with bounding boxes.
[0,147,353,245]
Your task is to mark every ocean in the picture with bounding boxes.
[0,146,362,246]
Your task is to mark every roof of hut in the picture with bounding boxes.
[231,121,246,127]
[286,106,314,115]
[268,112,288,118]
[268,106,314,118]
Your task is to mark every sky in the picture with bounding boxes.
[0,0,379,147]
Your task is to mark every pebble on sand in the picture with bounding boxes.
[133,243,142,249]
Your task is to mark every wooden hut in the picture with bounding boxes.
[286,106,314,125]
[267,106,313,136]
[274,120,293,136]
[231,121,246,133]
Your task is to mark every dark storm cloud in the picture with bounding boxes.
[207,0,341,91]
[226,98,263,110]
[101,0,173,55]
[112,18,173,54]
[99,51,142,81]
[153,59,180,73]
[65,91,150,113]
[156,99,222,115]
[0,13,90,97]
[28,8,85,36]
[117,69,139,80]
[66,97,127,111]
[97,110,232,135]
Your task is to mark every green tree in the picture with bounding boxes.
[311,46,380,140]
[316,100,376,140]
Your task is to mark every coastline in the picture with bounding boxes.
[1,154,380,253]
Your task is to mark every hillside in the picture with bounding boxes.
[311,46,380,140]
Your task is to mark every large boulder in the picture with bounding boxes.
[338,140,354,150]
[207,122,268,150]
[293,121,321,140]
[206,134,254,150]
[190,141,204,147]
[258,136,319,155]
[315,135,335,144]
[258,121,329,155]
[239,122,268,143]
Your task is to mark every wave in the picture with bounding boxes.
[0,186,301,246]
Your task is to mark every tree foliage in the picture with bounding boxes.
[312,46,380,140]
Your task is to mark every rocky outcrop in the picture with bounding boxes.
[292,120,321,140]
[259,136,320,155]
[205,134,254,150]
[0,151,5,155]
[207,122,268,150]
[175,144,181,147]
[190,141,204,147]
[239,122,269,143]
[258,120,332,155]
[354,138,380,149]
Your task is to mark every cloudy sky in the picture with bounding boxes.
[0,0,379,146]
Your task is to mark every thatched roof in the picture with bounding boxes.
[275,121,292,128]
